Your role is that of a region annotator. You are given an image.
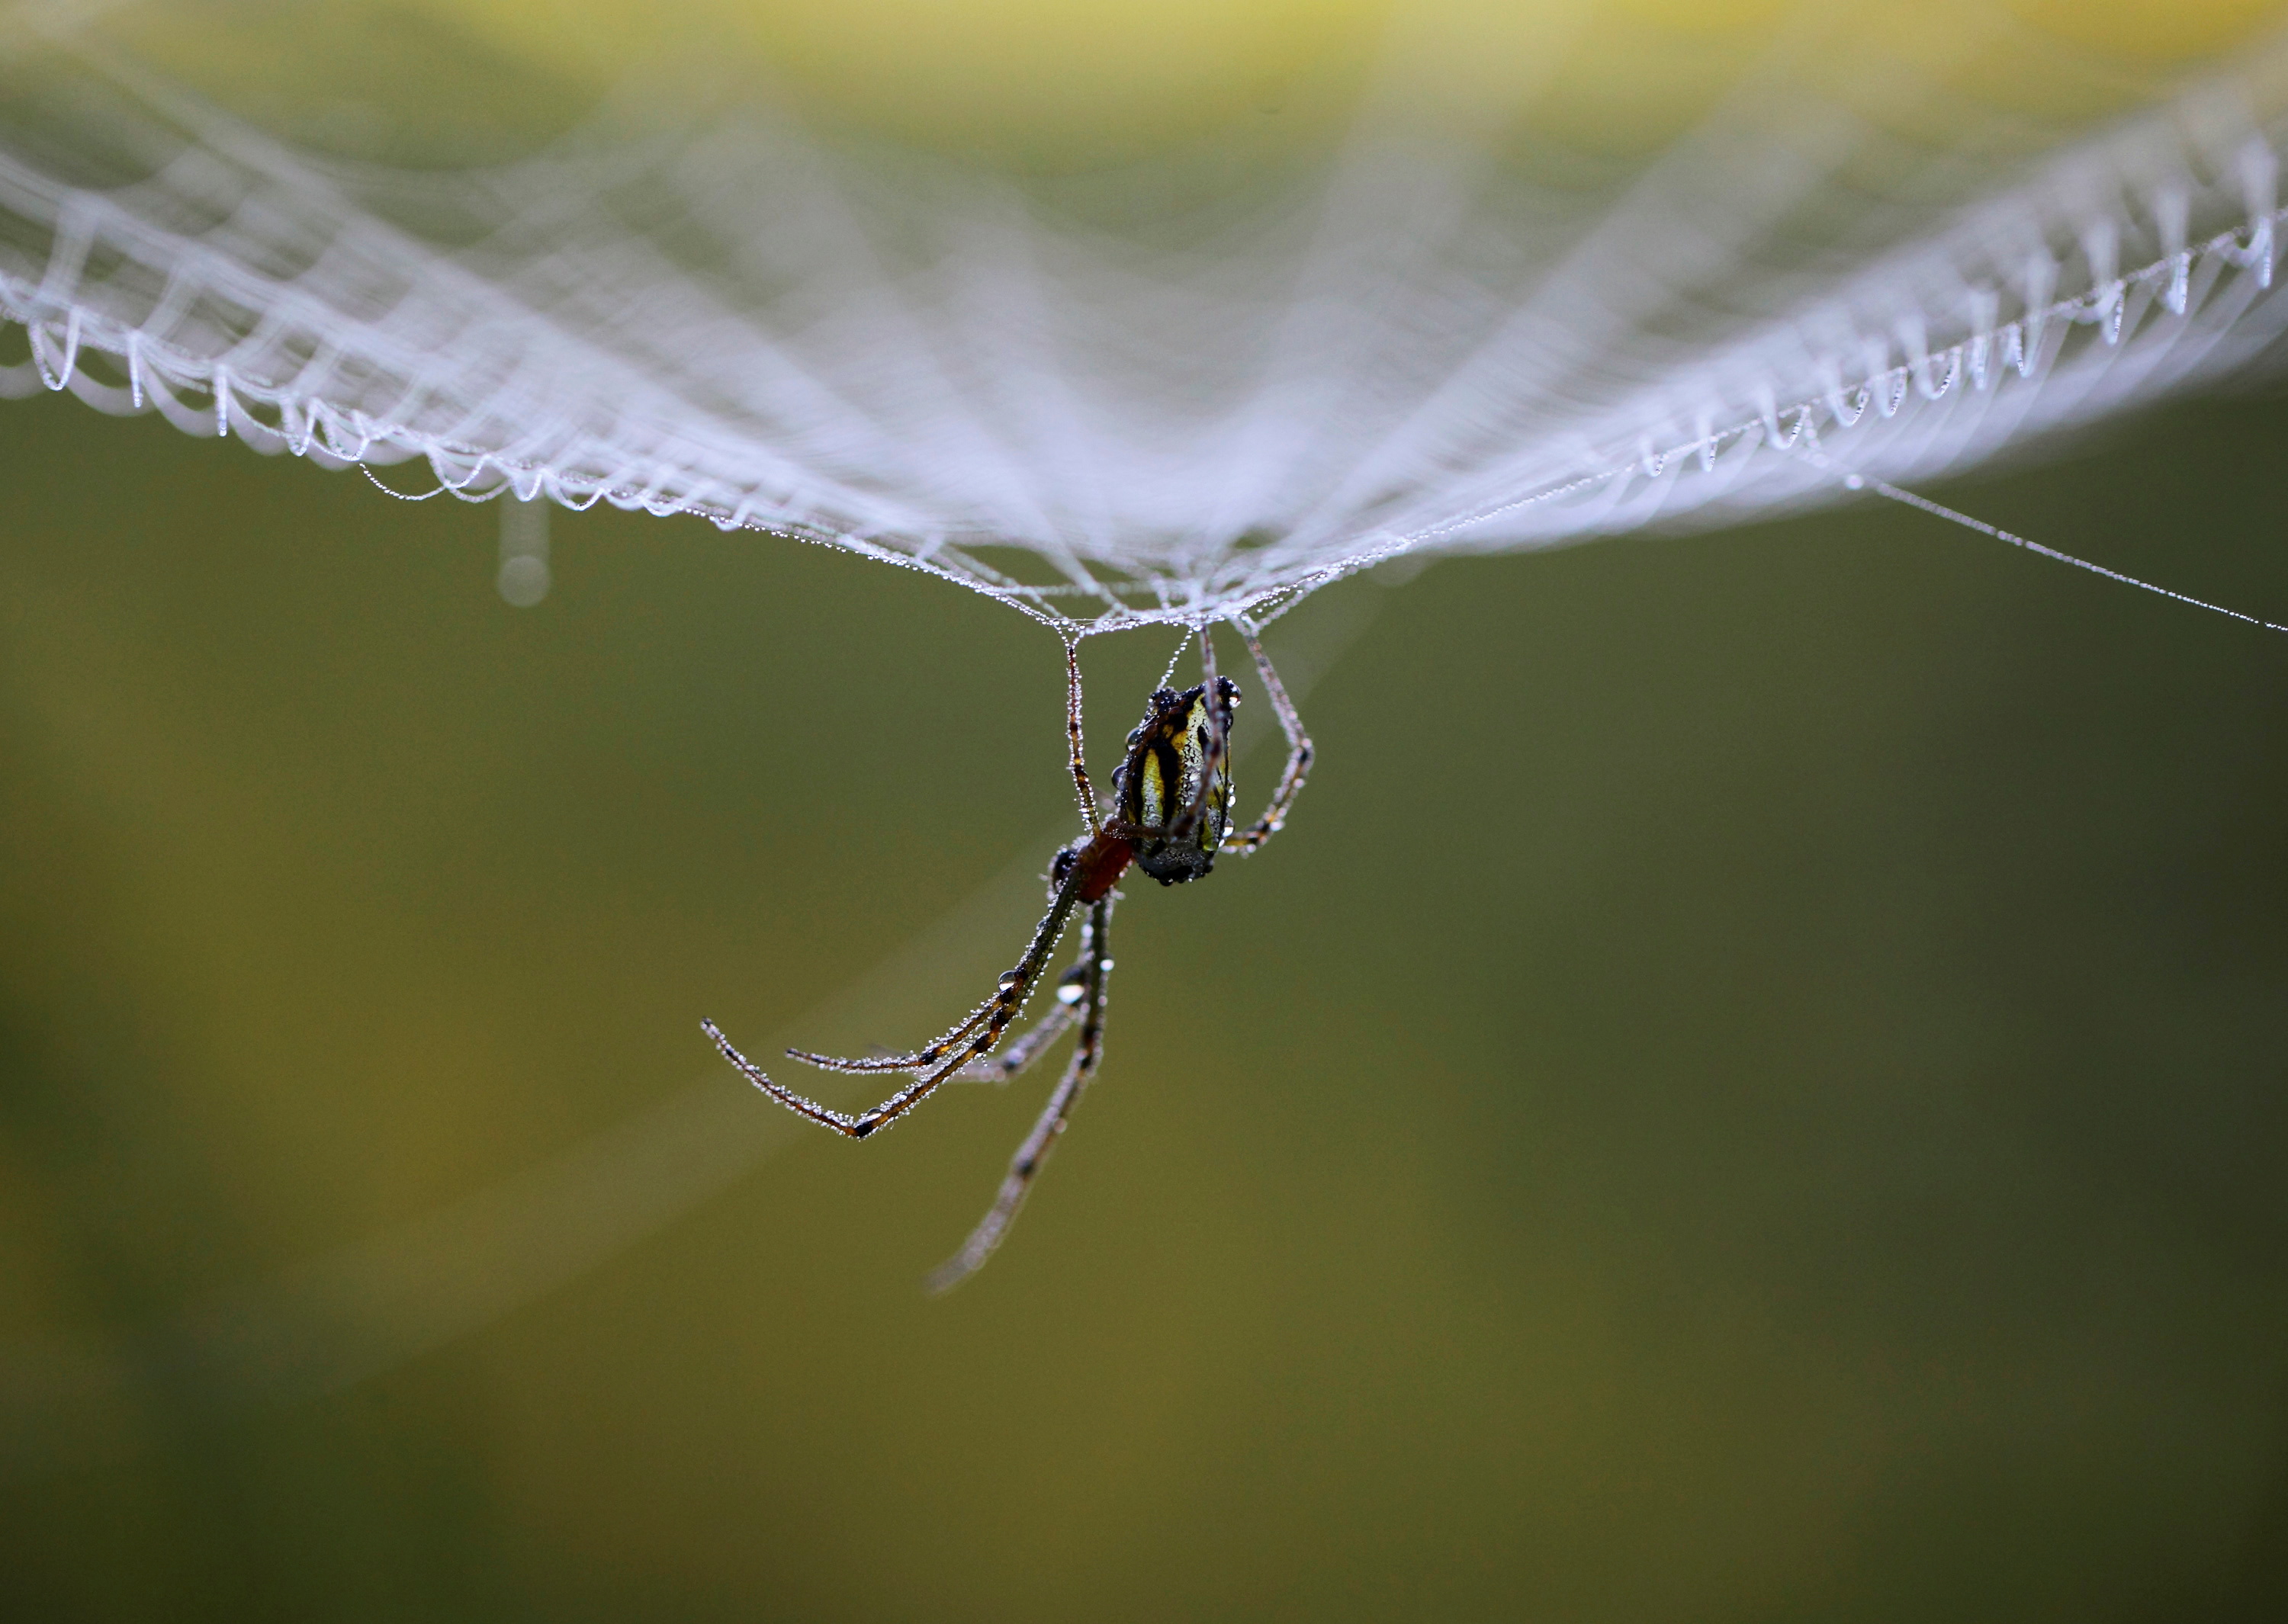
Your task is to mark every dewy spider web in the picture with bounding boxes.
[7,7,2288,640]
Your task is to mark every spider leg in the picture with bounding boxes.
[781,998,998,1076]
[1062,637,1099,831]
[953,960,1086,1081]
[705,1006,1009,1143]
[704,1019,876,1136]
[1220,621,1313,856]
[927,895,1114,1292]
[1168,624,1233,849]
[950,890,1112,1082]
[781,865,1088,1077]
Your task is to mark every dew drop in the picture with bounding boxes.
[496,554,550,606]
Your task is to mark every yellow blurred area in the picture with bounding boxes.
[85,0,2288,168]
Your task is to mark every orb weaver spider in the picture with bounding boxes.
[702,622,1313,1291]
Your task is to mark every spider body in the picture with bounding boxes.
[1115,677,1239,884]
[702,624,1313,1289]
[1046,674,1240,902]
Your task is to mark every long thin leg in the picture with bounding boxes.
[820,942,1090,1086]
[833,892,1098,1093]
[1222,622,1313,856]
[1063,638,1098,830]
[781,865,1089,1077]
[704,869,1089,1136]
[706,1010,988,1142]
[927,897,1114,1292]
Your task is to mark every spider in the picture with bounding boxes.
[702,622,1313,1291]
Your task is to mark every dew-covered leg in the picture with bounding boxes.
[954,961,1086,1081]
[703,1016,912,1139]
[1063,638,1099,830]
[1223,622,1313,856]
[953,879,1110,1082]
[927,897,1114,1292]
[707,1002,1013,1142]
[781,1000,995,1077]
[705,868,1092,1141]
[782,865,1089,1077]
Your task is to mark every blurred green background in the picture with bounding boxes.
[5,379,2288,1620]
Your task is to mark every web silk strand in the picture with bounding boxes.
[1848,473,2288,637]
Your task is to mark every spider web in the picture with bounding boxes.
[6,8,2288,639]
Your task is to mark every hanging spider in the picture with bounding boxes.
[702,621,1313,1291]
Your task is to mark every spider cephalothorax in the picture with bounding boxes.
[703,624,1310,1290]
